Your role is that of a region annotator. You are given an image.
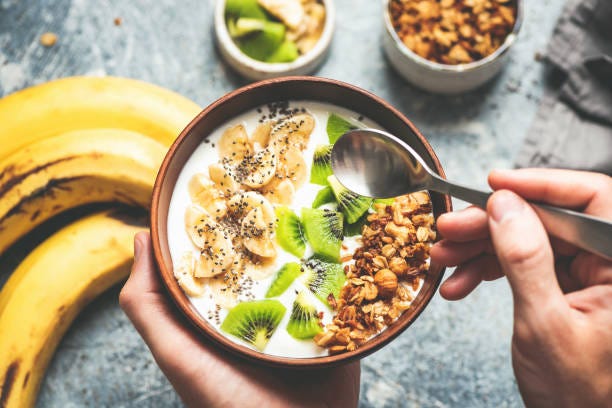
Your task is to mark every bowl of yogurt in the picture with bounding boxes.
[151,76,452,368]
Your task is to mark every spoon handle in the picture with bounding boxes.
[428,175,612,260]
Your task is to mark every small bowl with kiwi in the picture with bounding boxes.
[215,0,335,81]
[151,76,452,369]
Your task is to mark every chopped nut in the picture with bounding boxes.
[374,269,398,298]
[385,222,410,242]
[327,293,338,310]
[363,281,378,300]
[372,255,388,269]
[416,226,432,242]
[381,244,396,258]
[397,284,413,301]
[389,257,409,277]
[335,328,351,345]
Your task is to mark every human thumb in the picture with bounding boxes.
[487,190,564,312]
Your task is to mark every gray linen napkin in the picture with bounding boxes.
[515,0,612,175]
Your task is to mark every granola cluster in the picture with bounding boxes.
[389,0,517,64]
[314,192,436,354]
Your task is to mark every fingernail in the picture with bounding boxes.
[488,190,524,222]
[134,235,143,258]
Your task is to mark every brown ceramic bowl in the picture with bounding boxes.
[151,76,452,369]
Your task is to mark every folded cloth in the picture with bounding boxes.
[515,0,612,175]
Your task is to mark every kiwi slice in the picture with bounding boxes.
[327,175,373,224]
[310,144,333,185]
[236,21,285,61]
[312,186,335,208]
[374,197,395,206]
[301,208,343,262]
[275,206,306,258]
[225,0,267,19]
[265,262,302,298]
[286,292,323,339]
[326,113,358,144]
[229,18,266,38]
[266,40,299,63]
[302,258,346,307]
[344,213,368,237]
[220,300,286,351]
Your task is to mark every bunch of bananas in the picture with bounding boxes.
[0,76,201,407]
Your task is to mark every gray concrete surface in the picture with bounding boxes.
[0,0,566,406]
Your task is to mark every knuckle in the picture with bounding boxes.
[118,283,136,312]
[503,239,548,268]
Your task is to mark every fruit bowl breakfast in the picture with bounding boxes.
[151,77,452,367]
[215,0,335,80]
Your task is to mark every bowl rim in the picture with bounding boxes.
[382,0,523,73]
[151,76,452,368]
[214,0,335,74]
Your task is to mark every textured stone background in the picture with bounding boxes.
[0,0,566,406]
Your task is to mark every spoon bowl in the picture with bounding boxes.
[331,129,433,198]
[332,129,612,261]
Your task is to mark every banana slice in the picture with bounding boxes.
[244,257,278,281]
[263,179,295,205]
[241,206,277,258]
[227,191,275,222]
[270,113,315,151]
[278,147,308,187]
[257,0,304,30]
[208,163,240,195]
[204,275,239,308]
[235,147,276,188]
[188,173,227,219]
[250,121,272,150]
[174,251,206,297]
[259,146,305,200]
[218,123,251,163]
[185,205,234,277]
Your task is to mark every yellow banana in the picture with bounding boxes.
[0,128,165,254]
[0,209,146,408]
[0,76,200,158]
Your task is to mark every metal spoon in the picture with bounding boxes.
[331,128,612,260]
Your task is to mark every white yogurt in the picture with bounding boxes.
[167,101,423,358]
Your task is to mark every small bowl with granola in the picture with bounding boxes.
[215,0,335,81]
[151,77,452,368]
[383,0,523,94]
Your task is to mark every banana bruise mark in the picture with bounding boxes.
[0,156,77,198]
[0,360,19,408]
[0,176,86,225]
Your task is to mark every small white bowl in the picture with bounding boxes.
[215,0,335,81]
[382,0,523,94]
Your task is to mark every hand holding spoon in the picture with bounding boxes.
[331,129,612,260]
